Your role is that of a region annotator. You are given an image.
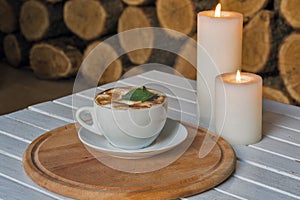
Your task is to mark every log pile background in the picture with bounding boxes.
[1,0,300,105]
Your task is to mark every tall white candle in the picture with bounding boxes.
[215,71,262,145]
[197,4,243,127]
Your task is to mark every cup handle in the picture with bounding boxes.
[75,106,103,136]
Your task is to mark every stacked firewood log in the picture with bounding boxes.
[1,0,300,105]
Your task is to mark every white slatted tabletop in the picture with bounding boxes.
[0,70,300,200]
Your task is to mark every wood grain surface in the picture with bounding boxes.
[23,122,236,200]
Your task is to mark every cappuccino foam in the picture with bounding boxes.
[95,87,166,109]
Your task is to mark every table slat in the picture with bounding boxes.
[0,116,45,142]
[217,176,297,200]
[0,134,28,160]
[234,146,300,180]
[263,111,300,132]
[0,154,70,200]
[188,189,240,200]
[236,161,300,198]
[263,99,300,120]
[54,95,93,109]
[29,102,75,123]
[251,137,300,160]
[139,70,196,91]
[6,110,68,131]
[75,88,97,100]
[263,122,300,146]
[0,176,57,200]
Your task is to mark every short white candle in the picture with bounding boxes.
[215,71,262,145]
[197,4,243,127]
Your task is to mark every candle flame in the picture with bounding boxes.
[236,70,241,83]
[215,3,221,17]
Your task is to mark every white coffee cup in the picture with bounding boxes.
[76,87,168,150]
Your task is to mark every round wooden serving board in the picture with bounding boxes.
[23,122,236,200]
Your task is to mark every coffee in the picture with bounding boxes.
[95,87,166,109]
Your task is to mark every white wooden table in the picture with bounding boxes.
[0,70,300,200]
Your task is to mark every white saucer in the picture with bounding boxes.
[78,118,188,159]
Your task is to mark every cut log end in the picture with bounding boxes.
[122,66,146,78]
[220,0,269,22]
[20,0,50,41]
[279,33,300,104]
[263,76,292,104]
[64,0,123,40]
[156,0,196,38]
[279,0,300,29]
[0,0,19,33]
[30,43,82,79]
[263,86,291,105]
[174,34,197,80]
[3,34,31,67]
[242,10,273,73]
[174,60,196,80]
[118,6,157,64]
[82,41,122,85]
[4,35,22,67]
[20,0,68,41]
[64,0,106,40]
